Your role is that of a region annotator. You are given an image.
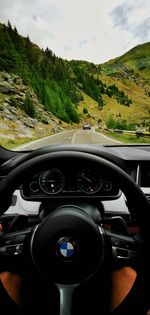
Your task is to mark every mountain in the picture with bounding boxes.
[0,71,67,148]
[102,42,150,80]
[0,21,150,148]
[0,22,80,125]
[95,42,150,130]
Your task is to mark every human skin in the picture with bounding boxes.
[0,224,149,313]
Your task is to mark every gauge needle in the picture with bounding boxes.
[80,175,92,183]
[46,180,55,182]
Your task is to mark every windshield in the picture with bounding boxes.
[0,0,150,151]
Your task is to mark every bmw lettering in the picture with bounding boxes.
[56,237,78,261]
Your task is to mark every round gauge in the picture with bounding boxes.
[103,180,113,192]
[29,181,39,193]
[39,168,65,195]
[77,169,103,194]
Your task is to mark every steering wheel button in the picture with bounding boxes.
[1,243,23,255]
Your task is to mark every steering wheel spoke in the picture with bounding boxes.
[57,283,78,315]
[106,230,142,265]
[0,228,32,256]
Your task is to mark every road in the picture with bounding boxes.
[15,127,121,151]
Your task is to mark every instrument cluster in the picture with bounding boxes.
[22,165,120,200]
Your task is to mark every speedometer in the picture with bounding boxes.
[77,169,103,194]
[39,168,65,194]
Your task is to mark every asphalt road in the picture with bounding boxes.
[15,127,121,151]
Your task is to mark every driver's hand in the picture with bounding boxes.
[0,224,22,306]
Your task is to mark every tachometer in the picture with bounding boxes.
[77,169,103,194]
[39,168,65,194]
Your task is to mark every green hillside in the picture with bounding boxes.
[0,22,80,124]
[92,42,150,130]
[102,42,150,80]
[0,21,150,133]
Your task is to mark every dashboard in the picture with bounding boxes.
[0,144,150,216]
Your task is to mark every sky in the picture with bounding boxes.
[0,0,150,64]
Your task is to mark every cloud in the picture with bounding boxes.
[0,0,149,63]
[63,45,72,51]
[78,39,88,48]
[110,0,150,43]
[134,18,150,41]
[110,3,133,30]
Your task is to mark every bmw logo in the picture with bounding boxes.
[56,237,77,260]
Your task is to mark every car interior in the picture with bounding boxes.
[0,0,150,313]
[0,143,150,314]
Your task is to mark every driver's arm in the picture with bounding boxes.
[0,271,22,306]
[0,222,150,314]
[110,266,137,312]
[0,224,22,306]
[1,266,149,313]
[110,266,150,314]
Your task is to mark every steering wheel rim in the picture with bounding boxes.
[0,150,150,315]
[0,151,150,228]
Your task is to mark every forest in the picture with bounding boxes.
[0,22,133,124]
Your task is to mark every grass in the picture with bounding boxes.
[0,137,38,149]
[99,130,150,144]
[78,72,150,130]
[77,91,100,125]
[0,130,55,149]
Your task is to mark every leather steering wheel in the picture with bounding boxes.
[0,150,150,315]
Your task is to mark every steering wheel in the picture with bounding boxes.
[0,150,150,315]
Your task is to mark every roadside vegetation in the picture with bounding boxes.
[106,116,136,131]
[0,136,37,149]
[98,129,150,144]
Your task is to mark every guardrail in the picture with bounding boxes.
[105,129,150,138]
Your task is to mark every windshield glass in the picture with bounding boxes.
[0,0,150,151]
